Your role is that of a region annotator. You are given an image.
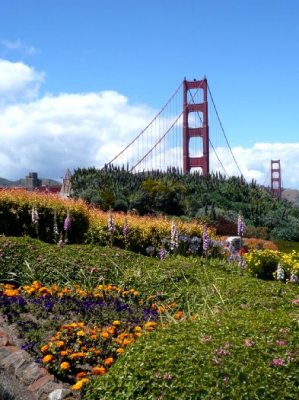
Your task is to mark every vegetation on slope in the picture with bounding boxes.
[71,166,299,242]
[0,236,298,399]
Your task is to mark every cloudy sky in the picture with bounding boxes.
[0,0,299,188]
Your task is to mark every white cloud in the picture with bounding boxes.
[211,143,299,189]
[0,59,298,190]
[0,39,37,55]
[0,89,156,181]
[0,59,44,104]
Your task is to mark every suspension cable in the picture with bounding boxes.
[106,81,183,166]
[207,83,244,177]
[188,90,229,177]
[131,80,204,172]
[131,110,184,171]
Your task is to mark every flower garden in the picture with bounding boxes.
[0,190,298,399]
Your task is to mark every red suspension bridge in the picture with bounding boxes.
[106,77,243,179]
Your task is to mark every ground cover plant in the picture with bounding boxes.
[0,236,298,398]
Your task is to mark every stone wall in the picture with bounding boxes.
[0,322,77,400]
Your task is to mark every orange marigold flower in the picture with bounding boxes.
[135,332,142,338]
[101,332,109,338]
[70,352,86,359]
[55,340,65,347]
[116,348,124,354]
[174,311,184,319]
[144,321,157,330]
[134,326,142,332]
[3,289,20,297]
[60,350,69,356]
[42,354,54,363]
[41,345,49,353]
[92,366,106,375]
[104,357,114,366]
[71,378,89,391]
[76,371,88,379]
[60,361,70,370]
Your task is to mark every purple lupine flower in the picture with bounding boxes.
[107,212,116,233]
[64,212,72,231]
[237,213,246,236]
[158,248,168,261]
[170,221,179,250]
[289,273,298,284]
[202,230,209,253]
[123,220,129,237]
[31,207,39,225]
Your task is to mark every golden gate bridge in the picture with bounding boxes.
[106,77,243,178]
[105,77,282,196]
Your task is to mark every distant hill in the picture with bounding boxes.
[282,188,299,207]
[0,177,61,187]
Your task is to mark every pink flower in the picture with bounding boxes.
[201,335,212,344]
[244,339,254,347]
[291,299,299,306]
[276,340,287,347]
[271,358,285,367]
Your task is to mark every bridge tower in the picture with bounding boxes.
[270,160,282,198]
[182,78,209,174]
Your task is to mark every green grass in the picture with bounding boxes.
[275,240,299,253]
[0,236,298,399]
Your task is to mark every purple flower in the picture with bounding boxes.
[123,222,129,236]
[170,222,179,250]
[107,213,116,233]
[64,213,72,231]
[158,248,168,261]
[237,213,246,236]
[202,230,209,253]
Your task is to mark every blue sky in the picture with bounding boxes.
[0,0,299,188]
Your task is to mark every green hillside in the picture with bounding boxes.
[0,236,298,399]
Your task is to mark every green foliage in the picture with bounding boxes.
[71,166,299,241]
[0,237,298,399]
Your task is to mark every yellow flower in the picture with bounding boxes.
[71,378,89,391]
[76,330,85,337]
[144,321,157,330]
[112,320,121,326]
[42,354,54,363]
[60,361,70,370]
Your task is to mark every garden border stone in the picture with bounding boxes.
[0,318,78,400]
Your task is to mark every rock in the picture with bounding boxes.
[48,388,73,399]
[20,362,48,385]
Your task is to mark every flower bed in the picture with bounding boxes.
[0,280,181,391]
